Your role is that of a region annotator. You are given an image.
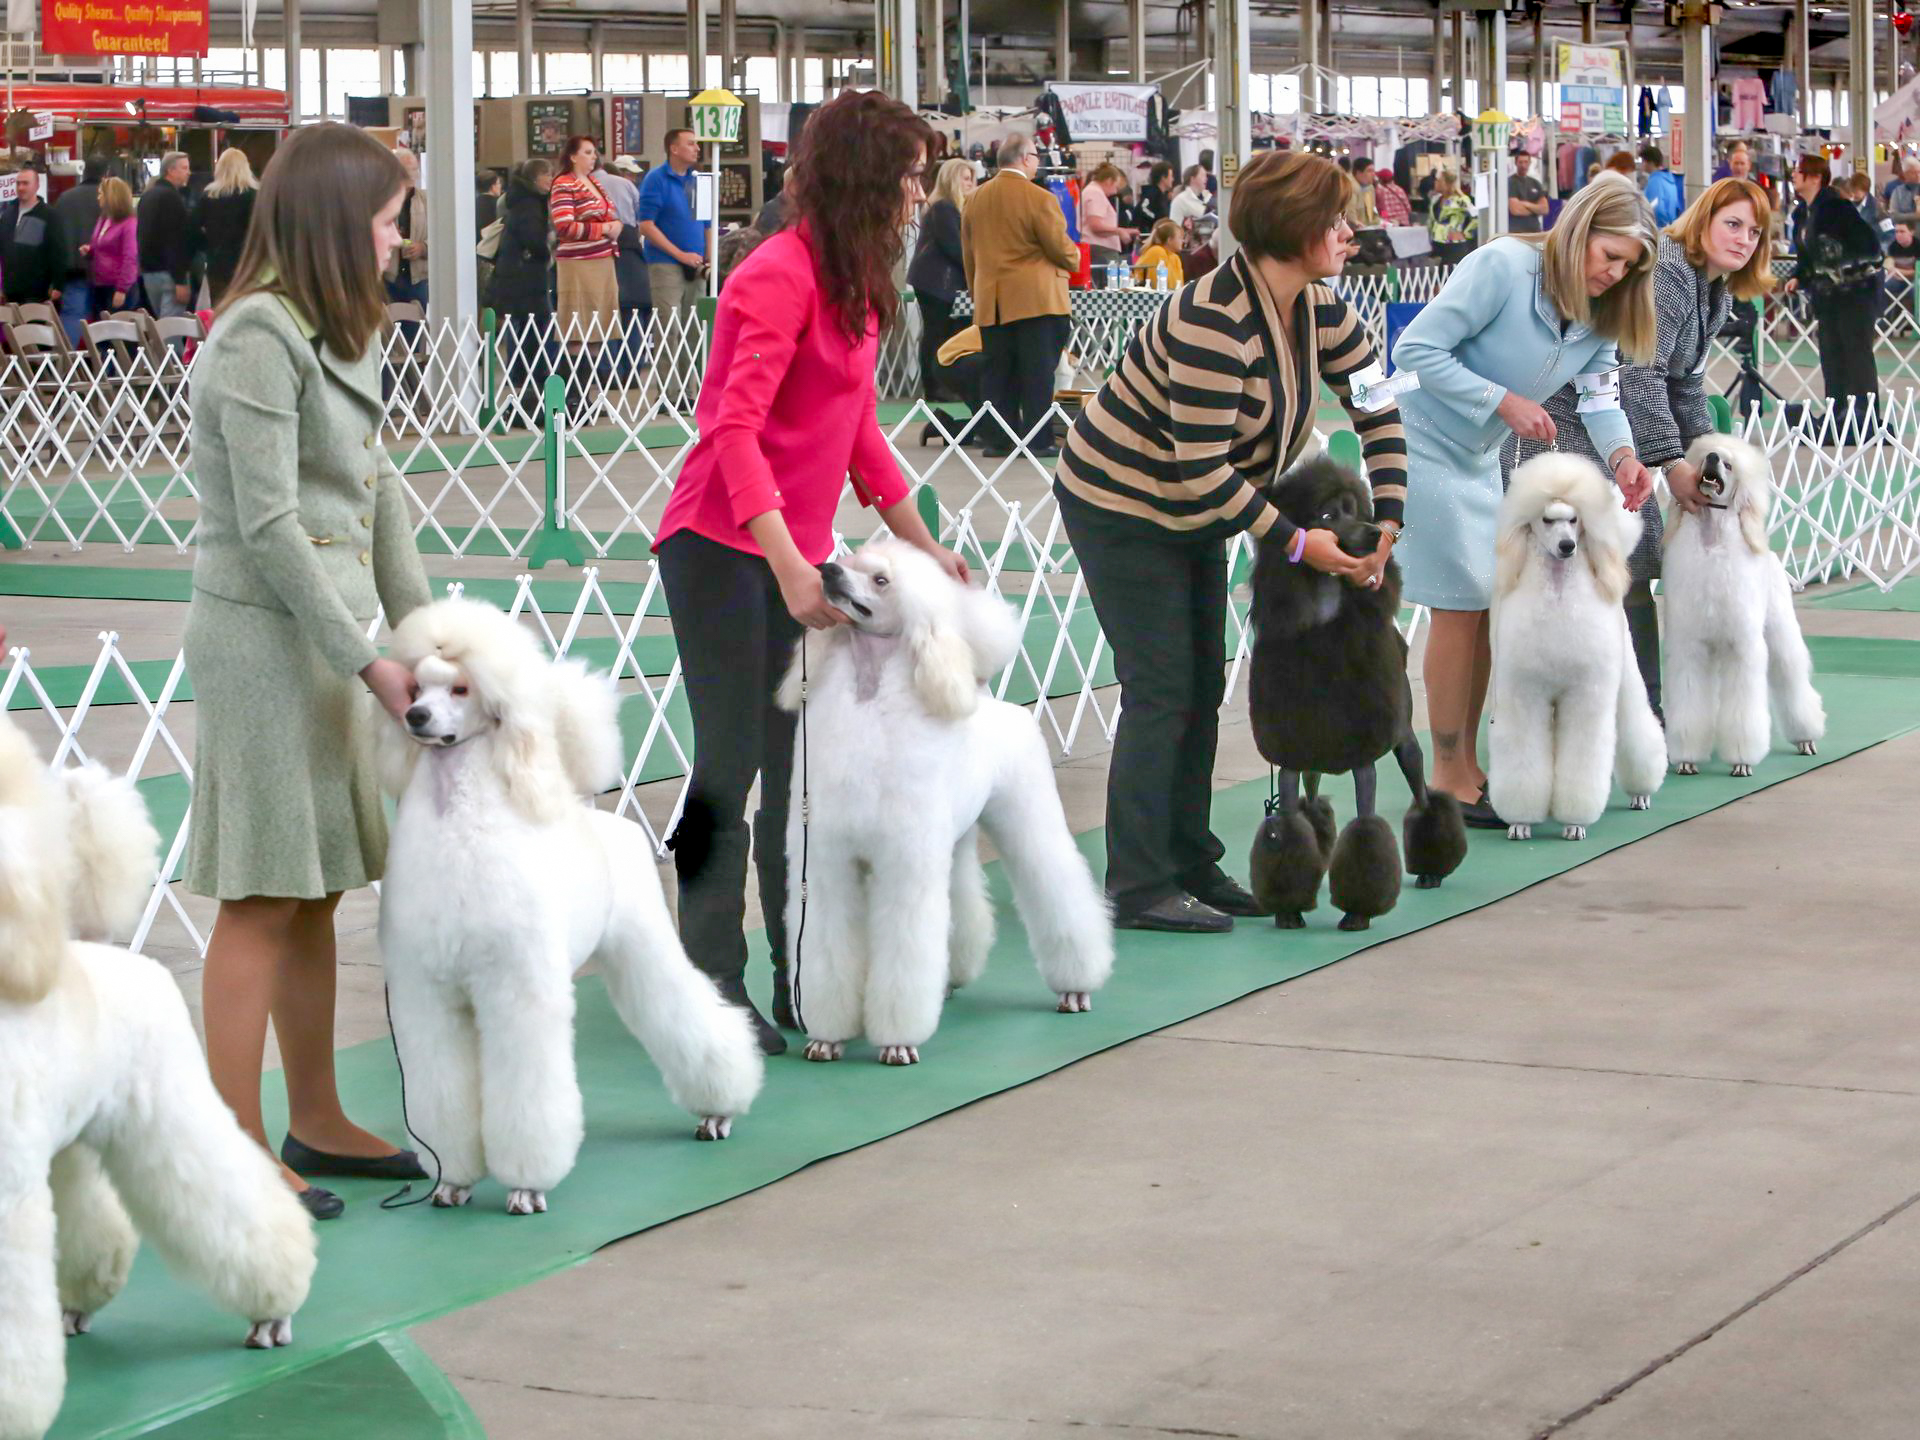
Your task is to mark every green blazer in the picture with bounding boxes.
[190,291,431,675]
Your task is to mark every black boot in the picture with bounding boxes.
[1626,599,1662,722]
[752,808,798,1031]
[670,808,786,1056]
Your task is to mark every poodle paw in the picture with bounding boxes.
[505,1189,547,1216]
[1730,763,1754,778]
[1561,825,1587,842]
[695,1115,733,1141]
[1507,823,1532,841]
[62,1309,90,1338]
[430,1182,472,1209]
[1796,740,1819,757]
[1674,761,1699,776]
[1056,991,1092,1013]
[877,1044,920,1066]
[803,1039,844,1062]
[1273,911,1306,929]
[245,1318,293,1350]
[1629,794,1651,811]
[1412,874,1444,890]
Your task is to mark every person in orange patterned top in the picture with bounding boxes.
[548,135,622,345]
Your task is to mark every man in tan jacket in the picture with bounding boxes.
[961,134,1080,456]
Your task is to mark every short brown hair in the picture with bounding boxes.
[1669,176,1777,301]
[1796,154,1831,185]
[1604,151,1637,175]
[1088,162,1125,187]
[1226,150,1354,262]
[664,127,695,150]
[221,123,408,362]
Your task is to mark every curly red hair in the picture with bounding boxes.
[787,90,935,342]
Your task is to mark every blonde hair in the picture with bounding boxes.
[1148,218,1179,249]
[204,146,258,199]
[929,156,974,212]
[1434,169,1458,194]
[97,175,134,222]
[1537,172,1658,363]
[1668,177,1777,301]
[1089,162,1125,187]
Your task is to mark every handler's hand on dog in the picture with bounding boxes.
[1298,529,1367,582]
[780,567,850,630]
[362,657,418,719]
[927,546,971,585]
[1497,392,1556,444]
[1614,456,1655,511]
[1665,459,1706,514]
[1345,528,1396,590]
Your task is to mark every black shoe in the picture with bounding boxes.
[772,964,798,1031]
[1459,787,1506,830]
[718,973,788,1055]
[297,1186,345,1222]
[981,444,1014,459]
[1185,873,1267,917]
[1115,893,1234,933]
[281,1134,427,1182]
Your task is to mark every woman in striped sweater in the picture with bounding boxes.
[1056,150,1409,933]
[549,135,622,345]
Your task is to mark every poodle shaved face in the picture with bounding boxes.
[1534,500,1582,559]
[405,654,482,747]
[820,550,910,635]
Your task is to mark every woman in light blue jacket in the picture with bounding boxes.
[1393,174,1659,825]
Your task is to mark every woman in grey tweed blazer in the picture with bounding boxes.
[1505,178,1777,715]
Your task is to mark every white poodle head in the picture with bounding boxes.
[1683,432,1772,555]
[381,598,622,823]
[1497,452,1640,607]
[779,539,1019,720]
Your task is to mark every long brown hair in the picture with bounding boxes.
[1669,177,1777,301]
[786,89,934,342]
[221,123,408,362]
[97,175,134,222]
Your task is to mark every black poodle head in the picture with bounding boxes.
[1262,456,1382,559]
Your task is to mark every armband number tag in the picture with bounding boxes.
[1575,367,1622,414]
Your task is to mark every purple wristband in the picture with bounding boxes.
[1287,529,1308,564]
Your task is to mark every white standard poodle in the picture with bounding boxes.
[1661,432,1826,777]
[0,716,315,1440]
[776,539,1114,1066]
[1488,453,1669,842]
[376,599,764,1216]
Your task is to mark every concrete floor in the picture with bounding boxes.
[6,474,1919,1438]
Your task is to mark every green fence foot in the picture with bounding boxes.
[529,373,587,571]
[0,511,22,550]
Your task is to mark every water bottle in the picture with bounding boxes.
[1155,260,1169,291]
[1107,258,1121,290]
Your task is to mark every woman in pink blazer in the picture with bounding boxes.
[654,89,967,1053]
[81,176,139,317]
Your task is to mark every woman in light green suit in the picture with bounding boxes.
[186,124,431,1221]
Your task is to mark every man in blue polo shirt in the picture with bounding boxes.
[638,127,708,316]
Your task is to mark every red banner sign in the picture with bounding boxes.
[43,0,210,58]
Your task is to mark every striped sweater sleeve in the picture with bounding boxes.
[1163,290,1286,541]
[1315,292,1410,525]
[549,178,608,245]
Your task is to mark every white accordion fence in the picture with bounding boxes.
[4,268,1913,953]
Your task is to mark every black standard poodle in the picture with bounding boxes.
[1247,456,1468,930]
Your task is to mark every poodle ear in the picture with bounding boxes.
[372,693,422,798]
[495,709,569,824]
[0,719,70,1002]
[548,659,625,795]
[909,610,982,719]
[54,763,158,943]
[1583,505,1633,607]
[1493,520,1531,602]
[775,630,833,713]
[1734,457,1772,557]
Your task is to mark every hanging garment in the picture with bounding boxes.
[1770,69,1798,116]
[1731,78,1767,132]
[1656,87,1674,137]
[1558,143,1581,192]
[1638,88,1656,137]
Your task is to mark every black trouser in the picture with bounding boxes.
[916,291,963,403]
[1813,288,1881,427]
[657,531,802,983]
[1060,494,1229,914]
[979,314,1065,451]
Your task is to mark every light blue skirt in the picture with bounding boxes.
[1396,402,1503,612]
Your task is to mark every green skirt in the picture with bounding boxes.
[183,591,389,901]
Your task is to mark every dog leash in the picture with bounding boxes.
[378,983,447,1210]
[788,638,811,1034]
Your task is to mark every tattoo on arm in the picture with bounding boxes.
[1433,729,1461,758]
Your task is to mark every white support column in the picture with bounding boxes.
[1476,8,1508,238]
[423,0,477,328]
[1450,9,1467,113]
[1793,0,1812,128]
[1850,0,1875,177]
[1299,0,1319,111]
[1680,5,1714,201]
[720,0,737,89]
[1581,1,1595,44]
[591,22,605,91]
[688,0,707,89]
[898,0,917,105]
[516,0,534,97]
[1056,0,1069,82]
[1213,0,1250,261]
[793,26,807,101]
[1129,0,1146,82]
[316,46,328,119]
[1530,6,1544,120]
[1430,2,1445,112]
[775,22,790,103]
[1319,0,1333,89]
[284,0,302,123]
[925,0,944,106]
[378,44,395,96]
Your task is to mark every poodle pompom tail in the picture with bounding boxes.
[0,717,69,1002]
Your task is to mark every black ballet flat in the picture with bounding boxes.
[297,1186,345,1222]
[1460,785,1507,831]
[282,1135,428,1182]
